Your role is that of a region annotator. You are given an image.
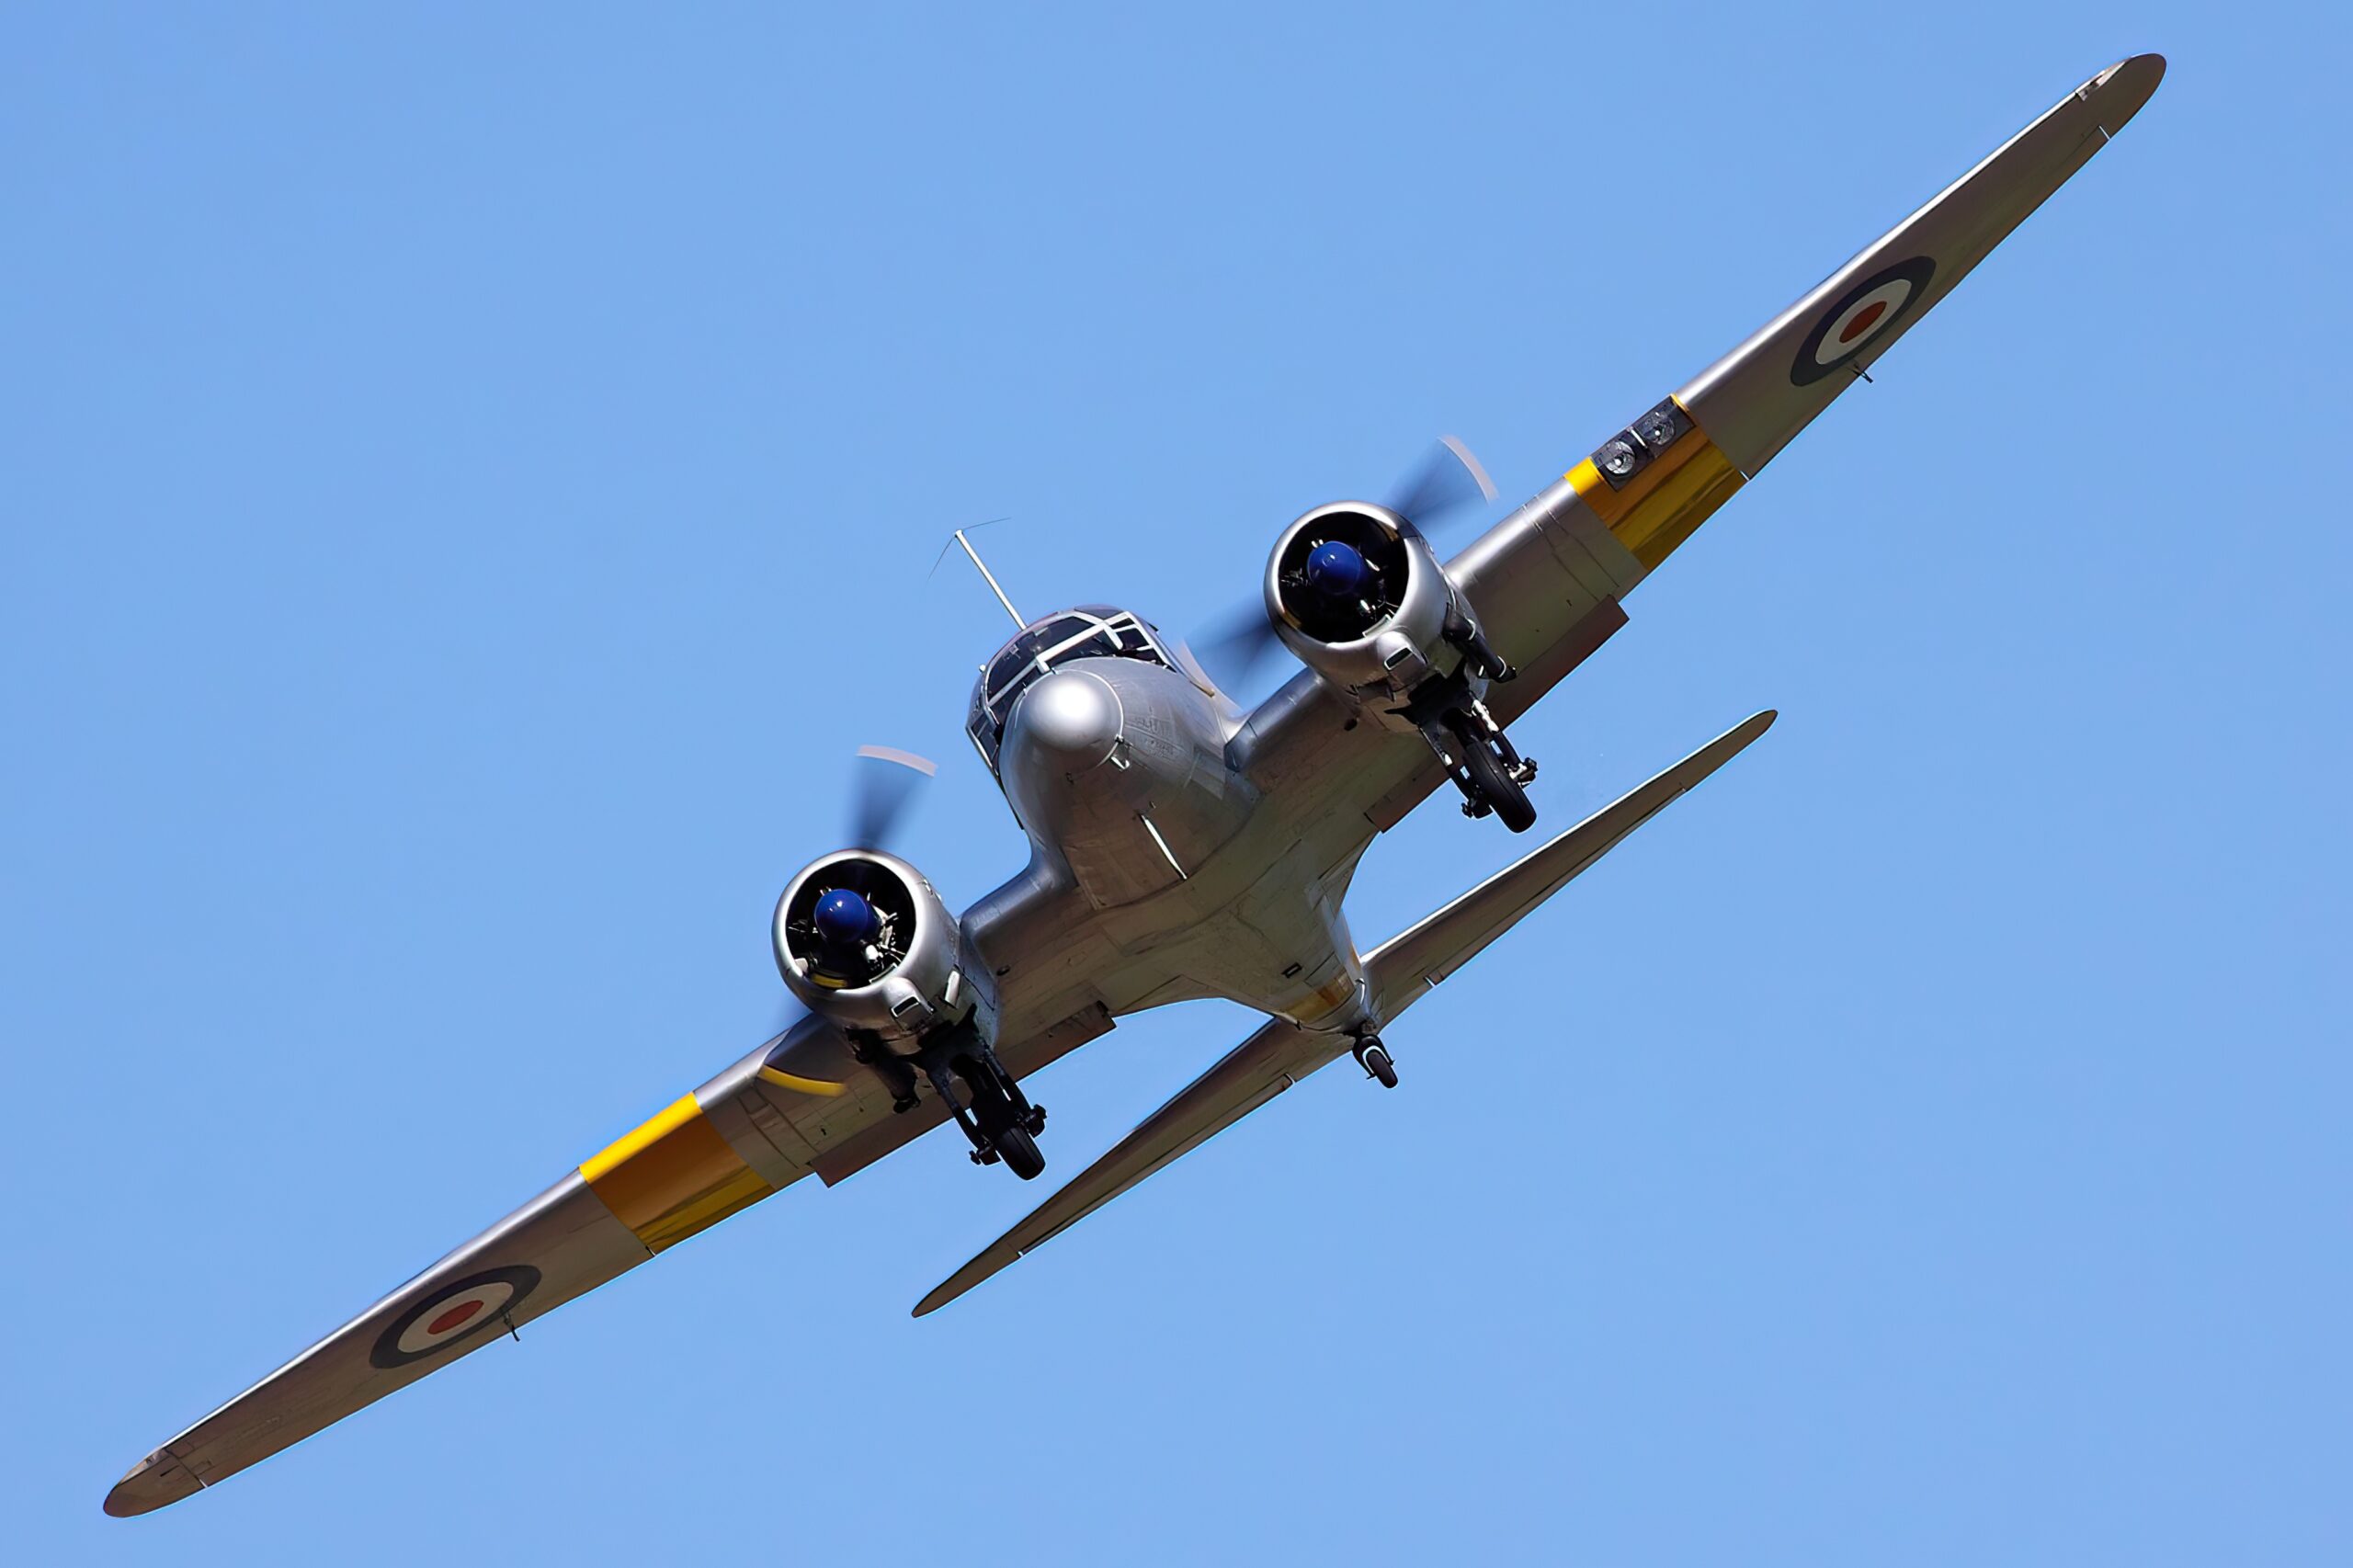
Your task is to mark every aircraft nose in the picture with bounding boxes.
[1008,668,1123,773]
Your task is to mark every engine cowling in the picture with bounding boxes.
[1263,501,1461,700]
[772,849,968,1049]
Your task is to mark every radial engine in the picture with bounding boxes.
[771,849,1049,1178]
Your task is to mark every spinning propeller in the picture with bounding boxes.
[847,744,938,850]
[1191,435,1499,694]
[1385,434,1499,545]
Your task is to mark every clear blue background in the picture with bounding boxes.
[6,4,2346,1563]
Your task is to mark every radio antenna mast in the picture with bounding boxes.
[933,519,1027,630]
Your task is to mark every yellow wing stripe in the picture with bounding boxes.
[580,1094,773,1251]
[1567,402,1746,571]
[756,1065,847,1097]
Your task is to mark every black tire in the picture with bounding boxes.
[994,1123,1046,1181]
[1455,722,1537,833]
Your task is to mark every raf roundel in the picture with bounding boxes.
[1790,256,1937,385]
[369,1266,542,1369]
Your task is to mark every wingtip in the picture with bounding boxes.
[103,1451,200,1517]
[2086,52,2165,132]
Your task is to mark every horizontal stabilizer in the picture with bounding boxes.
[1366,708,1776,1024]
[915,710,1777,1314]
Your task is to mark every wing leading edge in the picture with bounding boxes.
[914,710,1778,1316]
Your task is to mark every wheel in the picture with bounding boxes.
[1359,1041,1399,1089]
[1454,720,1537,833]
[993,1123,1046,1180]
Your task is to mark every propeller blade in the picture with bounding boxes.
[1385,433,1498,541]
[1188,600,1285,696]
[848,745,938,850]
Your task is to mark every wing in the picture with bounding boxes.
[1340,54,2165,835]
[107,1172,661,1517]
[102,1014,875,1516]
[1672,52,2165,480]
[916,710,1778,1314]
[1462,52,2164,639]
[105,983,1124,1517]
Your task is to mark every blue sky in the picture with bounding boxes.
[5,3,2347,1563]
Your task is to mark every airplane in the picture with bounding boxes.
[104,54,2165,1517]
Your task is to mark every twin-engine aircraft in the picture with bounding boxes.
[106,55,2164,1516]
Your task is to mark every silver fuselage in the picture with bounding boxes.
[977,652,1372,1035]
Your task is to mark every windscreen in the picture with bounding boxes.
[966,608,1170,771]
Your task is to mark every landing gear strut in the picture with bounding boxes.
[915,1024,1049,1181]
[849,1037,922,1115]
[1352,1034,1399,1088]
[1442,602,1515,684]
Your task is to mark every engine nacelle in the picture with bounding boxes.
[772,849,969,1050]
[1263,502,1461,701]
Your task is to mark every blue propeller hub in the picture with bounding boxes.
[812,887,880,949]
[1303,540,1373,599]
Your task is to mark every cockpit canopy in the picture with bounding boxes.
[966,606,1179,773]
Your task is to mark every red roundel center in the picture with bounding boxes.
[426,1300,485,1335]
[1838,301,1889,344]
